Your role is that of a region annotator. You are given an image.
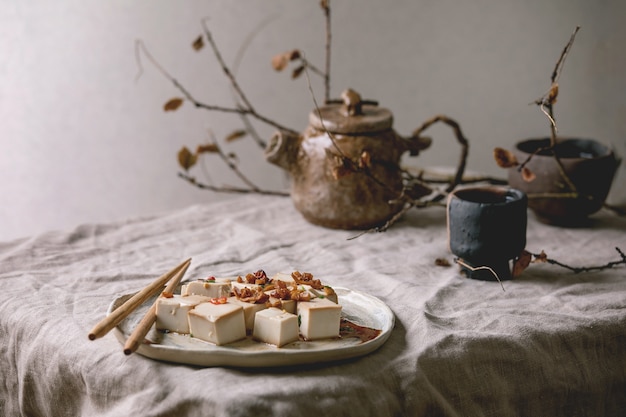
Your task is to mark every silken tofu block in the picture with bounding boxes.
[227,297,267,332]
[155,295,210,334]
[231,280,264,293]
[187,302,246,345]
[298,285,338,304]
[267,296,296,314]
[253,307,299,347]
[297,297,342,340]
[181,278,232,298]
[270,272,296,286]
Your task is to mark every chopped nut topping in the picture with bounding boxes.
[233,287,269,304]
[270,280,292,300]
[292,270,323,290]
[244,270,270,286]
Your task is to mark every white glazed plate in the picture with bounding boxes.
[109,287,395,368]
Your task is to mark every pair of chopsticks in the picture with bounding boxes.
[88,258,192,355]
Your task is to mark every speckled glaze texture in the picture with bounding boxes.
[447,187,527,281]
[508,138,619,226]
[265,89,430,230]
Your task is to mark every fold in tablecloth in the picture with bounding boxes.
[1,194,625,417]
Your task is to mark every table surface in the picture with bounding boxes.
[1,194,625,417]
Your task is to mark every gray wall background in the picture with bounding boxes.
[2,0,625,240]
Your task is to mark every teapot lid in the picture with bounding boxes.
[309,89,393,134]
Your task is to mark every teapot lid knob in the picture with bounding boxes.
[341,88,363,116]
[309,88,393,134]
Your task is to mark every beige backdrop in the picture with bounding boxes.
[1,0,625,240]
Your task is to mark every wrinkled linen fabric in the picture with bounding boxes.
[0,194,625,417]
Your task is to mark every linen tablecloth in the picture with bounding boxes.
[1,194,625,417]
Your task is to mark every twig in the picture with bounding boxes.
[401,167,507,186]
[411,115,470,200]
[302,57,347,159]
[135,40,299,136]
[532,26,581,193]
[454,258,505,291]
[321,0,331,102]
[530,247,626,274]
[207,131,260,192]
[201,18,256,112]
[347,199,446,239]
[178,172,289,197]
[230,14,279,149]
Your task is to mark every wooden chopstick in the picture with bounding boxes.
[88,258,191,341]
[123,260,191,355]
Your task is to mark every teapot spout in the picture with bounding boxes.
[265,130,301,173]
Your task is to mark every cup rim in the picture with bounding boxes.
[449,186,526,206]
[514,137,614,160]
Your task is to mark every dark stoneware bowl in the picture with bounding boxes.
[508,138,619,226]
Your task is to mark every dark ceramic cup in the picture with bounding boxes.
[447,187,527,281]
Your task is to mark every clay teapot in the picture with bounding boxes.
[265,89,431,229]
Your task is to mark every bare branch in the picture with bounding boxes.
[551,26,580,85]
[178,172,289,196]
[530,247,625,274]
[411,115,470,199]
[230,14,279,149]
[135,39,299,136]
[206,131,260,192]
[322,0,331,102]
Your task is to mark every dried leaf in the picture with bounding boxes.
[493,147,518,168]
[192,35,204,51]
[358,150,371,169]
[164,98,184,112]
[225,130,247,142]
[196,143,219,154]
[288,49,301,61]
[435,258,451,267]
[521,167,536,182]
[547,83,559,105]
[272,50,300,71]
[332,165,353,180]
[271,53,289,71]
[533,250,548,263]
[512,250,532,277]
[177,146,197,171]
[291,65,305,79]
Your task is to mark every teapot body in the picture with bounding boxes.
[291,126,406,229]
[265,89,429,230]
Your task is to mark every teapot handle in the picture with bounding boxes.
[405,115,469,195]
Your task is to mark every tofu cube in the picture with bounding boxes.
[266,296,296,314]
[270,272,296,286]
[181,278,232,298]
[299,285,338,304]
[155,295,210,334]
[253,307,299,347]
[188,302,246,345]
[231,280,264,293]
[227,297,268,332]
[297,297,342,340]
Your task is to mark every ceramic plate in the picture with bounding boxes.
[109,287,394,368]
